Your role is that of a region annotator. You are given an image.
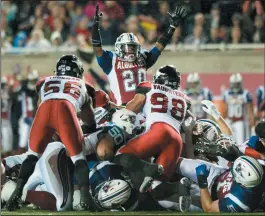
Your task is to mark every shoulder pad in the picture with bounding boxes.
[35,78,46,93]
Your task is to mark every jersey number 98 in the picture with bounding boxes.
[151,93,185,121]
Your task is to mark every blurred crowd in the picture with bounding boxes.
[1,0,265,50]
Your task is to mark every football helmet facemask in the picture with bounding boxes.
[115,33,141,62]
[55,54,84,78]
[154,65,181,90]
[229,73,243,93]
[186,73,201,93]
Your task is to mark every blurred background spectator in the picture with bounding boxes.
[1,0,264,49]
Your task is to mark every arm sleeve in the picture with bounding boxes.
[208,90,213,101]
[135,81,152,95]
[144,47,161,69]
[219,195,250,212]
[246,91,253,103]
[96,50,114,75]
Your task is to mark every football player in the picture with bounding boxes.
[182,100,240,168]
[92,4,187,105]
[2,142,138,212]
[185,73,213,119]
[237,119,265,160]
[6,55,96,211]
[116,65,191,191]
[223,73,255,144]
[177,156,264,212]
[16,70,39,153]
[256,85,265,119]
[1,76,13,154]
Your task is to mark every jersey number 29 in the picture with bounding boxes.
[151,93,185,121]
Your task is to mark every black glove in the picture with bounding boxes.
[167,6,187,28]
[93,3,102,27]
[157,5,187,48]
[92,3,103,47]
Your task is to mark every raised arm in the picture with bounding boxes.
[201,100,232,135]
[92,3,103,57]
[155,6,187,52]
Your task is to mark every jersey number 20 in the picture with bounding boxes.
[151,93,185,121]
[122,69,146,92]
[44,80,81,99]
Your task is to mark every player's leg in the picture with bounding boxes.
[56,100,94,210]
[6,101,54,211]
[18,117,28,150]
[39,142,73,211]
[232,121,244,144]
[177,158,227,186]
[118,123,170,158]
[155,127,183,180]
[1,119,13,153]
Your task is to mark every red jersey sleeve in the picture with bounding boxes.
[35,78,46,93]
[95,90,110,108]
[136,81,152,95]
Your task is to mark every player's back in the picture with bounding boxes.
[37,75,88,112]
[140,82,189,132]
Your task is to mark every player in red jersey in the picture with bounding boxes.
[115,65,191,192]
[6,55,96,211]
[92,4,187,105]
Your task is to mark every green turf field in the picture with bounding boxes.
[1,210,265,216]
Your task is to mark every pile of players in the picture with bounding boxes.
[1,4,265,213]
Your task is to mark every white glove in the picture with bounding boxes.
[201,100,221,121]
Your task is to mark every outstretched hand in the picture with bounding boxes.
[167,6,187,28]
[94,3,103,23]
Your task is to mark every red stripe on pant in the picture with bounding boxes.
[119,122,182,180]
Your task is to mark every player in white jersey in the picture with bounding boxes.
[117,65,190,188]
[1,76,13,154]
[185,73,213,119]
[6,55,96,211]
[222,73,255,144]
[92,3,187,105]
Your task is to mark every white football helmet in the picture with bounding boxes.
[232,156,264,188]
[111,109,136,135]
[229,73,243,93]
[186,72,201,93]
[115,33,141,62]
[98,179,131,209]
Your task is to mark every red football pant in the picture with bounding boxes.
[119,122,183,180]
[29,100,83,157]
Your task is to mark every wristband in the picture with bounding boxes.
[197,175,208,189]
[92,23,102,47]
